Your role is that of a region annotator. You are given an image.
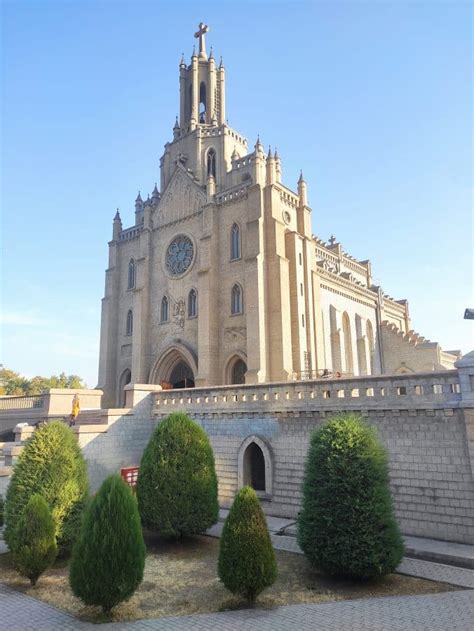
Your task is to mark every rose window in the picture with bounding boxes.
[165,235,194,276]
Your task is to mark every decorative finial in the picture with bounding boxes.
[173,116,179,129]
[192,44,196,57]
[274,147,279,160]
[135,191,143,203]
[180,52,185,66]
[114,208,121,221]
[267,145,272,158]
[329,235,336,246]
[209,46,214,59]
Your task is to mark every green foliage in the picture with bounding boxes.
[4,421,88,553]
[0,495,4,527]
[0,367,86,395]
[218,486,277,603]
[12,494,57,585]
[297,413,404,580]
[69,474,145,615]
[136,412,219,538]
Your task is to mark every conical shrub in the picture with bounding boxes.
[218,486,277,602]
[136,412,218,537]
[297,413,404,579]
[12,494,57,585]
[4,421,88,553]
[69,474,145,615]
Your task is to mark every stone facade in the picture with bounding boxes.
[97,25,460,408]
[72,358,474,544]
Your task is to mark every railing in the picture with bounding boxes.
[0,395,45,410]
[215,180,251,205]
[154,371,461,412]
[119,226,141,242]
[291,369,352,381]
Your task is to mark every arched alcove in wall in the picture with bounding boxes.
[237,435,273,497]
[117,368,131,407]
[224,353,247,385]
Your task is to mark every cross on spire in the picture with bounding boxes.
[328,235,336,246]
[194,22,209,56]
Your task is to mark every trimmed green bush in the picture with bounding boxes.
[136,412,218,537]
[4,421,88,553]
[297,413,404,579]
[69,474,145,615]
[218,486,277,602]
[12,494,57,585]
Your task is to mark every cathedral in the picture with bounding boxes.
[98,25,460,408]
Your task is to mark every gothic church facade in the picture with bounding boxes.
[98,26,459,407]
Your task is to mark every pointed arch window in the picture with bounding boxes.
[188,288,198,318]
[231,283,243,315]
[207,148,216,178]
[128,259,136,290]
[230,223,241,261]
[160,296,169,323]
[126,310,133,336]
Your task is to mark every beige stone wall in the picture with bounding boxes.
[62,368,474,544]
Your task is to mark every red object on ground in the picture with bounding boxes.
[120,466,140,487]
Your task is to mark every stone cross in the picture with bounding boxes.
[194,22,209,55]
[329,235,336,246]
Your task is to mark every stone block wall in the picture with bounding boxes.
[7,364,473,545]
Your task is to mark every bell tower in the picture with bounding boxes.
[179,23,226,131]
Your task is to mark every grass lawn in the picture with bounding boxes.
[0,533,459,622]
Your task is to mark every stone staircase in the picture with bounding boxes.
[74,409,104,425]
[381,320,460,374]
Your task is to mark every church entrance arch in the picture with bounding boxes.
[150,344,197,390]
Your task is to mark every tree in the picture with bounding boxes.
[297,413,404,579]
[218,486,277,603]
[4,421,88,553]
[0,366,87,396]
[11,494,57,586]
[136,412,219,537]
[69,474,145,615]
[0,495,4,527]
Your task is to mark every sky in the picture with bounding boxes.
[1,0,473,388]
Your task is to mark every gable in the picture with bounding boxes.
[155,167,206,227]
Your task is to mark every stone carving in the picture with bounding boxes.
[158,168,206,225]
[173,298,186,329]
[224,326,247,340]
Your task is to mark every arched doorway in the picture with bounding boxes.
[243,442,266,491]
[232,359,247,384]
[169,361,195,389]
[150,344,198,390]
[237,435,273,498]
[118,368,131,407]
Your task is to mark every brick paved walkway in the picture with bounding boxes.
[0,584,473,630]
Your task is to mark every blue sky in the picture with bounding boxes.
[1,0,472,387]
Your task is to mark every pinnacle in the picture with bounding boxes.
[114,209,121,221]
[135,191,143,203]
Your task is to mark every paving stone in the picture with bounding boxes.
[1,584,473,630]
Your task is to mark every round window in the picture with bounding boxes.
[165,235,194,276]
